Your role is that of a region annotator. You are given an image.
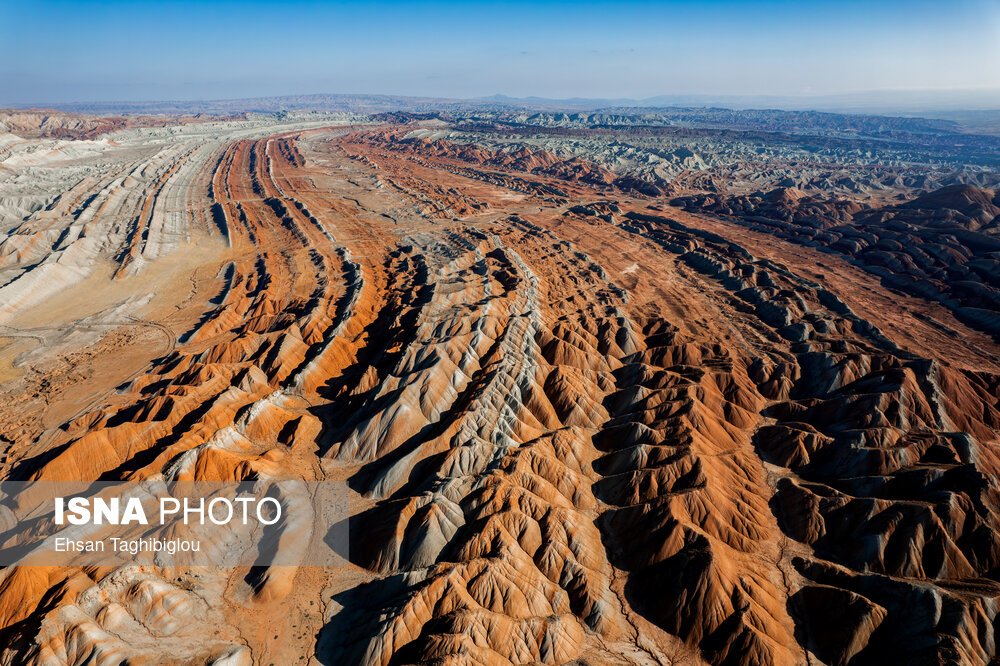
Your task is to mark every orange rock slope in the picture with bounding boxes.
[0,119,998,666]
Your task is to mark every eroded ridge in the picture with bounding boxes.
[0,113,998,666]
[0,122,375,664]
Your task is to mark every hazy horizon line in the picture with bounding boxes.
[4,86,1000,119]
[6,85,1000,105]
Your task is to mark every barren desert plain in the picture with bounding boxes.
[1,100,1000,666]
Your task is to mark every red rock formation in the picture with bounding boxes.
[0,119,998,666]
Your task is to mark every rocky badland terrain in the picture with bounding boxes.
[0,105,999,665]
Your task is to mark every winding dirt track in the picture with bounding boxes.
[1,125,999,666]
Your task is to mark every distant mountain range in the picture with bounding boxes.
[488,89,1000,115]
[6,88,1000,118]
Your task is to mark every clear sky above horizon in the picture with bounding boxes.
[2,0,999,104]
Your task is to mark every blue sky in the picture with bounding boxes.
[2,0,999,104]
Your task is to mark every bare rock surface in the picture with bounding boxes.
[0,108,998,665]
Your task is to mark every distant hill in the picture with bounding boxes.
[8,88,1000,119]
